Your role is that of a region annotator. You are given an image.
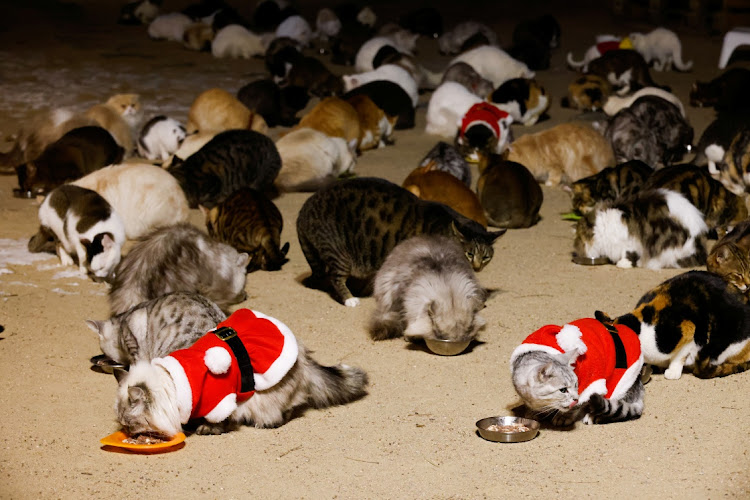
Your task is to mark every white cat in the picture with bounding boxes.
[425,82,483,138]
[275,15,313,47]
[343,64,419,107]
[72,162,189,240]
[147,12,193,42]
[355,32,420,73]
[603,87,685,117]
[212,24,265,59]
[438,21,498,55]
[137,116,186,162]
[274,128,356,192]
[450,45,534,88]
[566,34,621,72]
[315,8,341,40]
[629,27,692,71]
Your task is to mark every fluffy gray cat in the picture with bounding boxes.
[369,235,487,342]
[86,292,226,365]
[108,223,249,315]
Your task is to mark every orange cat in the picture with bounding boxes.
[294,97,361,150]
[85,93,142,157]
[345,94,395,152]
[186,88,268,135]
[402,164,488,227]
[506,122,615,186]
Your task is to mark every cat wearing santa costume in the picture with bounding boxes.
[454,102,513,164]
[510,312,645,427]
[114,308,368,437]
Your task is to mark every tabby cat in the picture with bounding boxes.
[706,219,750,294]
[201,187,290,272]
[477,157,543,228]
[417,142,472,187]
[568,160,653,214]
[296,177,505,306]
[707,128,750,196]
[402,167,488,227]
[615,271,750,379]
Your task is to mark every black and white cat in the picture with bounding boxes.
[137,116,186,162]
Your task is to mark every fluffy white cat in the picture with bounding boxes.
[212,24,265,59]
[603,87,685,117]
[137,116,186,162]
[148,12,193,42]
[355,32,420,72]
[275,15,313,47]
[450,45,534,88]
[630,27,693,71]
[425,82,483,138]
[342,64,419,107]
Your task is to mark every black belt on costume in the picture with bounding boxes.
[599,321,628,369]
[213,326,256,393]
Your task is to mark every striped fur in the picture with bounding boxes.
[707,219,750,295]
[569,160,653,214]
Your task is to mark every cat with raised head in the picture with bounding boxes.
[629,27,692,71]
[707,219,750,295]
[114,308,368,437]
[85,94,142,156]
[211,24,264,58]
[417,142,472,187]
[87,292,225,366]
[342,80,415,130]
[296,177,505,306]
[137,116,186,162]
[450,45,535,88]
[440,62,494,98]
[568,160,653,215]
[438,21,497,55]
[186,88,268,135]
[402,167,488,227]
[293,97,361,149]
[477,156,543,228]
[265,37,303,79]
[275,14,313,47]
[369,235,487,343]
[346,94,394,152]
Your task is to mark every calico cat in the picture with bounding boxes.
[113,309,368,437]
[342,80,415,130]
[706,128,750,196]
[438,21,497,55]
[237,79,309,128]
[573,188,708,269]
[211,24,264,58]
[506,122,615,186]
[284,54,344,98]
[614,271,750,378]
[369,235,487,342]
[568,160,653,215]
[603,87,685,117]
[440,62,494,98]
[425,82,482,138]
[585,49,664,96]
[32,184,125,280]
[72,162,189,240]
[561,74,611,111]
[87,292,225,365]
[293,97,361,150]
[706,219,750,294]
[402,167,488,227]
[85,93,142,156]
[346,94,394,152]
[489,78,549,126]
[15,126,124,197]
[689,68,750,111]
[296,177,505,306]
[201,187,289,272]
[629,28,692,71]
[186,88,268,135]
[450,45,535,88]
[108,223,249,315]
[167,129,282,209]
[137,116,186,162]
[148,12,193,41]
[477,157,543,228]
[417,142,472,187]
[343,64,419,107]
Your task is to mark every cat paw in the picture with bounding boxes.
[195,422,231,435]
[551,411,577,427]
[344,297,360,307]
[664,366,683,380]
[616,258,633,268]
[582,413,594,425]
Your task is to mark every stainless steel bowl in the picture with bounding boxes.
[424,338,471,356]
[90,354,127,374]
[572,255,611,266]
[476,416,540,443]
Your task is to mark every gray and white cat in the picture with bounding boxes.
[369,235,486,343]
[87,292,226,366]
[449,45,534,88]
[137,116,186,162]
[418,142,472,187]
[108,223,249,315]
[438,21,498,55]
[440,62,494,98]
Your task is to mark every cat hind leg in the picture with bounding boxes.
[587,380,644,424]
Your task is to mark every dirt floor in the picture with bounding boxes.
[0,1,748,498]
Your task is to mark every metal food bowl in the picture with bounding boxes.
[572,255,611,266]
[12,188,34,199]
[90,354,127,374]
[424,338,471,356]
[476,416,540,443]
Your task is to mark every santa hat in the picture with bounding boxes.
[459,102,510,140]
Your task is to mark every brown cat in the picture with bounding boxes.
[561,74,612,111]
[85,94,142,157]
[186,88,269,135]
[476,156,543,228]
[345,94,395,152]
[293,97,361,150]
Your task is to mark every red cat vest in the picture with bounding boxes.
[596,40,623,55]
[510,318,643,403]
[459,102,510,140]
[153,308,298,424]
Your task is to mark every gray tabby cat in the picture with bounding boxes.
[369,235,486,342]
[86,292,226,365]
[109,223,249,315]
[418,141,472,187]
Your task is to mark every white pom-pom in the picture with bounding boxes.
[556,324,588,355]
[204,347,232,374]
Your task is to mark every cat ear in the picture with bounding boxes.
[714,245,733,265]
[450,221,467,242]
[85,319,104,337]
[113,367,129,383]
[237,252,251,268]
[560,184,573,194]
[124,309,147,357]
[487,229,507,243]
[128,386,147,409]
[595,310,614,324]
[101,233,115,251]
[538,362,557,381]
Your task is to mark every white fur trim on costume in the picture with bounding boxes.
[204,346,232,374]
[556,324,587,356]
[578,378,607,403]
[204,393,238,423]
[609,354,644,401]
[153,356,193,424]
[509,343,564,369]
[250,310,299,391]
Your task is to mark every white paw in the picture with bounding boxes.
[344,297,360,307]
[616,258,633,268]
[582,414,594,425]
[59,254,74,266]
[664,366,683,380]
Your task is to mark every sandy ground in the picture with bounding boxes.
[0,1,748,498]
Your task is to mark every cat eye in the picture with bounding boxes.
[466,252,474,259]
[559,388,568,393]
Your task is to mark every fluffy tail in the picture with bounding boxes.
[672,51,693,72]
[585,379,644,424]
[705,144,725,174]
[306,357,369,409]
[566,51,587,70]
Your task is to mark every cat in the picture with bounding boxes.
[603,86,685,117]
[167,129,281,209]
[108,222,249,315]
[211,24,264,58]
[454,102,513,163]
[296,177,505,306]
[355,32,419,73]
[293,97,361,149]
[342,64,419,107]
[568,160,653,215]
[585,49,666,96]
[200,187,289,272]
[342,80,415,130]
[33,184,125,281]
[450,45,535,88]
[506,122,615,186]
[706,128,750,196]
[147,12,193,41]
[489,78,549,126]
[566,35,628,72]
[275,128,356,191]
[85,94,142,156]
[369,235,487,342]
[237,79,309,128]
[186,88,268,135]
[113,308,368,437]
[417,142,472,187]
[689,68,750,111]
[72,162,190,240]
[629,28,692,71]
[560,74,611,111]
[265,37,303,79]
[440,62,494,98]
[163,131,216,168]
[692,112,749,168]
[477,156,543,228]
[438,21,497,55]
[118,0,160,25]
[137,116,186,162]
[373,48,443,91]
[573,188,708,269]
[706,219,750,294]
[15,126,124,197]
[425,82,482,138]
[315,7,341,40]
[87,292,225,365]
[510,315,644,426]
[183,22,214,51]
[614,271,750,378]
[604,96,693,168]
[275,14,313,47]
[402,167,488,227]
[284,54,343,97]
[508,15,561,70]
[345,94,394,152]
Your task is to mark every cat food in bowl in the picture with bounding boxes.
[100,430,186,453]
[476,416,540,443]
[90,354,126,374]
[424,338,471,356]
[572,255,611,266]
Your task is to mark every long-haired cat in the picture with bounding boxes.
[137,116,186,162]
[425,82,482,138]
[614,271,750,378]
[417,142,472,187]
[167,129,282,209]
[706,219,750,294]
[573,188,708,269]
[438,21,497,55]
[293,97,361,149]
[369,235,487,343]
[343,64,419,107]
[439,62,494,98]
[341,80,415,130]
[402,167,488,227]
[510,315,644,426]
[72,162,190,240]
[211,24,264,58]
[568,160,653,215]
[477,156,543,228]
[85,94,142,156]
[87,292,226,365]
[114,308,368,437]
[274,127,356,192]
[186,88,269,135]
[449,45,535,88]
[629,27,692,71]
[296,177,505,306]
[201,187,290,272]
[489,78,549,126]
[237,79,309,128]
[345,94,394,152]
[506,122,615,186]
[108,223,249,315]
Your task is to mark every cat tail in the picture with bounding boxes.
[692,356,750,378]
[672,51,693,72]
[304,353,369,409]
[585,379,645,424]
[368,310,404,340]
[0,141,22,173]
[566,51,587,70]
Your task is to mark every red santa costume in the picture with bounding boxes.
[153,308,298,425]
[458,102,512,153]
[509,318,643,403]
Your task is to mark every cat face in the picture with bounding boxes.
[83,233,121,281]
[107,94,141,118]
[707,243,750,292]
[564,75,610,111]
[513,352,580,413]
[451,221,504,271]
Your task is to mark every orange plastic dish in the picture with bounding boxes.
[100,431,186,453]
